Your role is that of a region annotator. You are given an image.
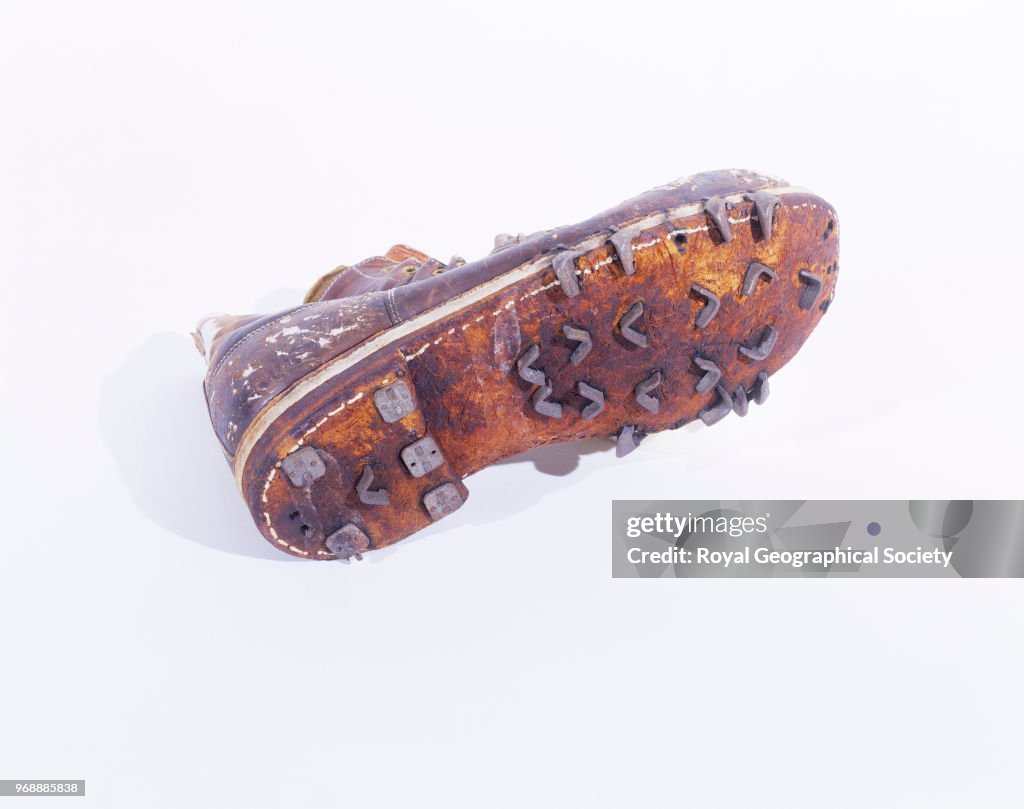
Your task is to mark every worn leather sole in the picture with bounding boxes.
[229,180,838,560]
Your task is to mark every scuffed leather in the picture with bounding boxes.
[202,292,393,455]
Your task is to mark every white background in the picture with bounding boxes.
[2,1,1022,806]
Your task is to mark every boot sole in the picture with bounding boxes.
[234,186,838,559]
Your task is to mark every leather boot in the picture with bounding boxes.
[195,169,839,560]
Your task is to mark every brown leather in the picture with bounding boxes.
[200,293,394,455]
[197,169,839,559]
[304,245,451,303]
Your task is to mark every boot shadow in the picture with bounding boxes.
[98,330,298,561]
[494,437,613,476]
[98,324,625,563]
[373,437,619,558]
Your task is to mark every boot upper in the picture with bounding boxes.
[198,293,394,457]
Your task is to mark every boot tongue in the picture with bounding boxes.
[303,244,453,303]
[381,244,432,264]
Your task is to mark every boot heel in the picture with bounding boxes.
[245,360,469,560]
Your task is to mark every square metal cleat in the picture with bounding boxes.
[280,445,326,487]
[400,436,444,478]
[325,523,371,561]
[373,380,415,423]
[422,483,464,521]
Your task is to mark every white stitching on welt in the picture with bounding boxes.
[667,214,753,240]
[520,280,559,300]
[261,466,277,504]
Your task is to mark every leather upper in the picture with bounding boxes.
[305,244,461,303]
[199,293,393,455]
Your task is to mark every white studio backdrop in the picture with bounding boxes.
[1,1,1021,807]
